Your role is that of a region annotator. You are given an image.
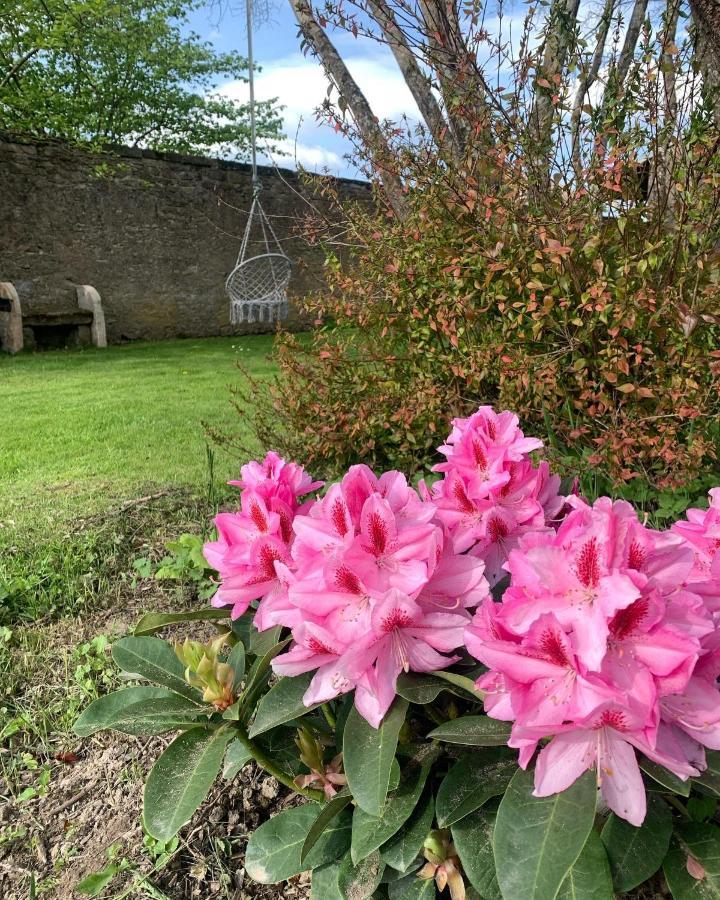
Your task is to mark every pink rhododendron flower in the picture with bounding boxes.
[204,452,323,620]
[431,409,562,585]
[671,489,720,606]
[269,465,490,727]
[466,494,720,825]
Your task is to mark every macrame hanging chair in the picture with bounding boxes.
[225,0,292,325]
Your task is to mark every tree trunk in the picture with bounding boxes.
[288,0,407,212]
[365,0,461,161]
[689,0,720,126]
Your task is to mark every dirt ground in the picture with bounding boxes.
[0,577,308,900]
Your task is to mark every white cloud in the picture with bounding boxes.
[218,46,419,174]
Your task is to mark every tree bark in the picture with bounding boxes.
[365,0,461,161]
[288,0,407,212]
[570,0,616,176]
[689,0,720,126]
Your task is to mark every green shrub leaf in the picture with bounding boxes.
[693,750,720,798]
[344,698,408,817]
[663,823,720,898]
[248,672,317,738]
[311,862,345,900]
[452,805,502,900]
[492,768,597,900]
[351,745,439,864]
[436,750,516,827]
[112,636,199,701]
[73,686,205,737]
[302,794,353,863]
[133,608,229,636]
[227,641,245,692]
[557,830,613,900]
[245,803,352,884]
[640,759,691,796]
[143,726,232,842]
[381,790,434,873]
[601,792,672,892]
[338,849,385,899]
[387,874,436,899]
[427,715,511,746]
[222,738,252,780]
[395,673,445,704]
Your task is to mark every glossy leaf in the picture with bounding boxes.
[493,768,597,900]
[250,625,283,657]
[433,670,484,699]
[133,608,229,636]
[311,862,345,900]
[601,792,672,892]
[387,873,436,899]
[248,672,316,738]
[693,751,720,798]
[556,830,613,900]
[344,698,408,817]
[436,750,515,827]
[301,793,353,863]
[427,715,511,746]
[112,636,199,701]
[144,726,232,841]
[663,823,720,899]
[395,673,445,704]
[381,790,434,873]
[73,686,206,737]
[222,738,252,780]
[452,804,502,900]
[351,745,439,864]
[245,803,351,883]
[227,641,245,692]
[641,758,691,796]
[338,849,385,899]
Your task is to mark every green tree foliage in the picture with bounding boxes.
[0,0,283,156]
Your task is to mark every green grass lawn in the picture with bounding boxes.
[0,336,275,535]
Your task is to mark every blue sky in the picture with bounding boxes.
[186,1,420,178]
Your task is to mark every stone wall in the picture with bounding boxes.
[0,133,370,343]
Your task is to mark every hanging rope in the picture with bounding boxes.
[225,0,292,326]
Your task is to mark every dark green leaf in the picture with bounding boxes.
[133,608,229,636]
[250,625,283,657]
[302,794,353,863]
[245,803,351,883]
[231,611,254,648]
[351,745,440,864]
[641,758,691,796]
[227,641,245,692]
[433,670,484,700]
[344,698,408,817]
[338,849,385,899]
[240,637,292,715]
[311,862,345,900]
[395,673,445,704]
[452,805,502,900]
[223,738,252,780]
[693,751,720,798]
[601,792,672,892]
[144,726,232,841]
[664,823,720,898]
[112,636,199,701]
[248,672,317,738]
[427,716,511,746]
[73,686,206,737]
[557,830,613,900]
[387,875,435,899]
[493,768,597,900]
[436,750,516,827]
[381,790,434,873]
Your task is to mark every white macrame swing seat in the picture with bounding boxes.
[225,193,292,326]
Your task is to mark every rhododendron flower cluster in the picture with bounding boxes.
[431,407,564,585]
[467,494,720,825]
[204,410,720,828]
[204,451,322,618]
